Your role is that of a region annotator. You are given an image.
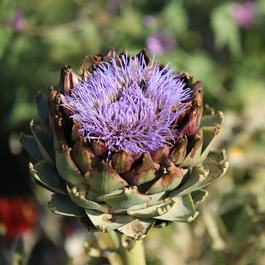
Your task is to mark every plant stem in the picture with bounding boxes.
[118,234,146,265]
[108,230,120,249]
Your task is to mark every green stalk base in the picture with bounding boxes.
[118,234,146,265]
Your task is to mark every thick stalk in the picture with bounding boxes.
[118,234,146,265]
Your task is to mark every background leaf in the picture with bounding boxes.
[211,3,242,58]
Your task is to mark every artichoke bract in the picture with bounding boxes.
[20,49,228,240]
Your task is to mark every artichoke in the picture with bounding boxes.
[20,48,228,240]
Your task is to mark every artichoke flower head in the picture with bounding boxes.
[20,48,228,240]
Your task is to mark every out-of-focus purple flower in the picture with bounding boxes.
[106,0,119,13]
[230,1,256,29]
[12,8,26,31]
[142,15,156,27]
[1,7,26,31]
[146,31,176,56]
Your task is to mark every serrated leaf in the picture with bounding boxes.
[30,121,55,164]
[20,133,44,161]
[154,194,199,222]
[169,167,208,198]
[207,149,227,164]
[191,189,208,206]
[67,185,109,213]
[103,186,150,210]
[55,147,85,186]
[85,160,128,195]
[121,152,159,186]
[198,158,229,188]
[48,193,86,217]
[34,90,50,129]
[200,112,224,128]
[128,199,175,218]
[79,217,98,233]
[85,209,134,232]
[145,162,183,195]
[197,125,221,164]
[29,161,67,195]
[117,218,156,240]
[180,130,203,168]
[153,220,172,228]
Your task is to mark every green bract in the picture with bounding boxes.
[20,49,228,240]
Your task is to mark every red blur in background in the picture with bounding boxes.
[0,196,38,240]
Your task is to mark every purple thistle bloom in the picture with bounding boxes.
[146,31,176,56]
[142,15,156,27]
[230,1,256,29]
[63,53,191,156]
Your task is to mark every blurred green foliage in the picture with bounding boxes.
[0,0,265,264]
